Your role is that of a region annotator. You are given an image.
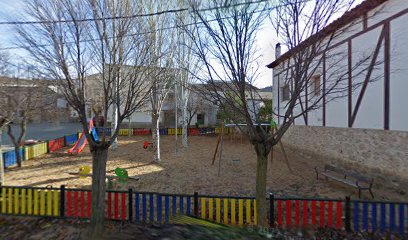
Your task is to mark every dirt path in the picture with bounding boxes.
[4,135,407,201]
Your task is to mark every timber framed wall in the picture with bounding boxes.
[272,0,408,131]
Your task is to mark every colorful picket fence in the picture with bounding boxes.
[1,185,407,236]
[133,129,151,136]
[64,133,79,146]
[2,149,24,168]
[0,186,60,217]
[351,200,407,235]
[24,142,48,160]
[199,196,257,226]
[48,137,65,153]
[118,129,131,136]
[95,127,230,137]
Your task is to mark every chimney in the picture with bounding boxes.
[275,43,281,60]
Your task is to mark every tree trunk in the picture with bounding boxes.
[182,103,188,148]
[14,146,22,168]
[152,113,160,162]
[254,142,269,227]
[90,146,108,238]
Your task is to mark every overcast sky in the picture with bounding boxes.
[0,0,362,88]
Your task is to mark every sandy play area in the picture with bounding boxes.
[3,135,407,201]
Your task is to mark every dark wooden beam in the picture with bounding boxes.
[384,22,390,130]
[348,40,352,128]
[351,25,385,126]
[323,53,326,126]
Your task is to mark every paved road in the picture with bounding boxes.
[1,123,82,148]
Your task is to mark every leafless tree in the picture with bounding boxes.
[0,76,53,168]
[0,50,14,185]
[17,0,155,236]
[146,0,177,162]
[185,0,378,226]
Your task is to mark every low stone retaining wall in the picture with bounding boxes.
[280,125,408,189]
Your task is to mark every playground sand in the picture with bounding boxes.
[4,135,407,201]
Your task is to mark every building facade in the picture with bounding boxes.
[268,0,408,187]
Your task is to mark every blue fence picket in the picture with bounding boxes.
[157,195,162,223]
[380,203,386,233]
[65,134,78,145]
[399,204,405,235]
[180,196,184,214]
[363,202,368,231]
[372,203,377,232]
[390,203,396,232]
[142,194,147,222]
[3,148,24,167]
[187,197,191,215]
[135,193,140,222]
[150,194,154,222]
[172,196,177,216]
[354,202,359,231]
[165,196,170,223]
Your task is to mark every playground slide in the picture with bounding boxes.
[67,119,97,154]
[67,133,87,154]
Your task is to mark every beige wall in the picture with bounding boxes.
[281,125,408,188]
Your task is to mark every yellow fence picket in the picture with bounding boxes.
[246,199,251,225]
[223,199,228,224]
[201,198,206,219]
[1,188,6,213]
[47,191,52,216]
[208,198,213,220]
[21,189,26,215]
[14,188,19,214]
[7,188,12,214]
[40,191,45,215]
[231,199,236,225]
[216,198,221,223]
[33,190,39,215]
[238,199,244,225]
[27,189,32,215]
[53,190,59,216]
[254,200,257,226]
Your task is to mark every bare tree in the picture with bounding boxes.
[17,0,154,236]
[145,0,177,162]
[0,50,14,185]
[185,0,378,226]
[174,0,202,148]
[1,76,52,167]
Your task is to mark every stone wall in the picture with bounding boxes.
[281,125,408,189]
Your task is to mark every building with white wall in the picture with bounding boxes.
[267,0,408,188]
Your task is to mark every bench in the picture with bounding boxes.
[315,164,374,199]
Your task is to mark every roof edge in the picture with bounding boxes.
[266,0,388,69]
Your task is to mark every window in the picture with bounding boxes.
[311,75,321,96]
[281,85,290,101]
[197,113,205,125]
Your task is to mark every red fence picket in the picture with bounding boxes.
[48,137,65,153]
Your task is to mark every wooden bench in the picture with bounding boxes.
[315,164,374,199]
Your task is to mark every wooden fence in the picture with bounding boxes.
[0,186,407,236]
[97,127,231,137]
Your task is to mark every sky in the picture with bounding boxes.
[0,0,362,88]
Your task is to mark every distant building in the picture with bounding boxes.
[0,76,72,123]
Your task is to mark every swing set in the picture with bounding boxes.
[211,120,292,175]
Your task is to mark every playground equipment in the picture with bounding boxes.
[67,119,99,154]
[212,120,292,174]
[67,166,139,190]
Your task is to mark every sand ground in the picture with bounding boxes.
[4,135,407,201]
